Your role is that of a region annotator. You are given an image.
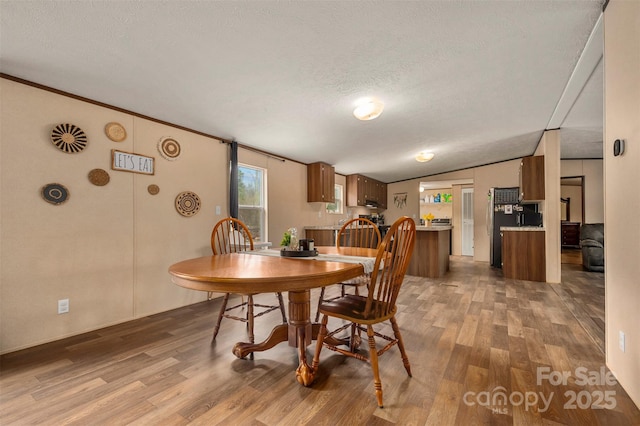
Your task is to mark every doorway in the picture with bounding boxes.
[561,176,585,265]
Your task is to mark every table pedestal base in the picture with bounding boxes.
[232,289,318,386]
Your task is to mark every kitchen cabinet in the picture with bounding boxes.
[304,229,336,246]
[519,155,545,201]
[502,229,546,282]
[307,162,335,203]
[561,222,581,247]
[346,174,387,209]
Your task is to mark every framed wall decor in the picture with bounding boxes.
[393,192,407,209]
[111,149,155,175]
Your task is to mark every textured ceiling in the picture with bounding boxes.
[0,1,604,183]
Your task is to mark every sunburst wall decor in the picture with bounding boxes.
[50,123,88,153]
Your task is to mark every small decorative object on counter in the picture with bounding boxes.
[289,228,298,250]
[425,212,435,226]
[280,229,317,257]
[280,230,291,248]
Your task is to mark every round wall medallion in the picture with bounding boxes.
[41,183,69,205]
[175,191,201,217]
[88,168,110,186]
[158,137,181,160]
[105,122,127,142]
[50,123,88,153]
[148,184,160,195]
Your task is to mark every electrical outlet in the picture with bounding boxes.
[215,205,221,215]
[58,298,69,314]
[619,331,625,352]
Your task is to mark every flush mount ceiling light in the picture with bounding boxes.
[353,99,384,121]
[415,151,435,162]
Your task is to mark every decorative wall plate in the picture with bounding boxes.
[105,122,127,142]
[41,183,69,205]
[50,123,88,153]
[88,168,110,186]
[175,191,201,217]
[158,137,181,160]
[148,184,160,195]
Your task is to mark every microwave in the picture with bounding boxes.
[518,211,543,227]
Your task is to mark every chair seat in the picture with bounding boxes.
[319,294,396,324]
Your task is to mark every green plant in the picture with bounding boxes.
[280,231,291,247]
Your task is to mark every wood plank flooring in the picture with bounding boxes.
[1,257,638,425]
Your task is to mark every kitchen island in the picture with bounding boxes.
[407,226,452,278]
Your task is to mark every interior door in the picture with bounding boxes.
[462,188,474,256]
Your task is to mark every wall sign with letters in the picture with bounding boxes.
[111,150,155,175]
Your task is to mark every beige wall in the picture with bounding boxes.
[604,0,640,407]
[0,77,377,353]
[561,159,604,223]
[0,79,324,353]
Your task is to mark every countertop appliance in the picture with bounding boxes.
[487,187,520,268]
[430,218,452,226]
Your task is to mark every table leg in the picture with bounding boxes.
[232,290,316,387]
[288,290,315,386]
[232,324,288,359]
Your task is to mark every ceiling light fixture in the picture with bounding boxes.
[353,99,384,121]
[415,151,435,162]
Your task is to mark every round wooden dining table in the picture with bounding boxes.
[168,246,378,386]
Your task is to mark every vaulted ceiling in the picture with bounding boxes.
[0,1,605,183]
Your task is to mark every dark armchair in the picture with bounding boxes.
[580,223,604,272]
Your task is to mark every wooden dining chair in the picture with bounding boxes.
[311,216,416,408]
[210,218,287,349]
[314,217,381,321]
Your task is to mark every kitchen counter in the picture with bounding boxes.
[416,225,453,231]
[304,223,383,246]
[407,226,451,278]
[500,226,544,232]
[304,225,343,230]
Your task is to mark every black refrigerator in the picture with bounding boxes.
[487,187,520,268]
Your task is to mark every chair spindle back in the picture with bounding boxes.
[336,218,381,249]
[211,217,254,255]
[364,216,416,319]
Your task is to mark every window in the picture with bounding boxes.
[238,164,267,242]
[326,184,343,214]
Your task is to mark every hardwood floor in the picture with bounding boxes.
[1,257,638,425]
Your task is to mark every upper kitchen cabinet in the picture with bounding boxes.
[307,162,335,203]
[519,155,545,202]
[346,174,387,209]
